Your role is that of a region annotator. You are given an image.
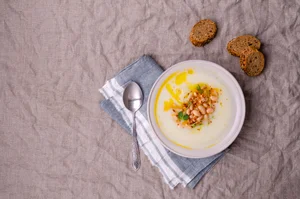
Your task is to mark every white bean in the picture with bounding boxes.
[186,109,190,115]
[210,96,218,101]
[204,114,208,120]
[198,105,206,115]
[196,115,203,122]
[189,104,193,110]
[206,107,214,114]
[192,110,200,116]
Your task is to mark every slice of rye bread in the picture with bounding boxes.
[240,47,265,76]
[189,19,217,47]
[227,35,261,57]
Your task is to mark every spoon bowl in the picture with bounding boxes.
[123,82,143,113]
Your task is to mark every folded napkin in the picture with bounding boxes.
[99,55,226,189]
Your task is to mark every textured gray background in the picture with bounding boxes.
[1,0,300,198]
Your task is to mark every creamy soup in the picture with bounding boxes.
[154,69,235,149]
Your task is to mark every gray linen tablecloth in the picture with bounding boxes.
[1,0,299,198]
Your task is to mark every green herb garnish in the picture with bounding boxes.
[178,111,189,121]
[196,84,203,94]
[191,123,202,128]
[178,111,183,119]
[187,101,192,107]
[183,114,189,120]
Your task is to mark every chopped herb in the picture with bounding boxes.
[191,123,197,128]
[177,111,189,120]
[187,101,192,107]
[196,84,203,94]
[178,111,184,119]
[191,123,202,128]
[183,114,189,120]
[177,111,189,121]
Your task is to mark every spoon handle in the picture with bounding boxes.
[132,113,141,171]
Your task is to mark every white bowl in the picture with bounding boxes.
[147,60,245,158]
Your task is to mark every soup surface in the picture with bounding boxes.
[154,69,235,149]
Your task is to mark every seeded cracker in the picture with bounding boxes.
[189,19,217,47]
[227,35,261,57]
[240,46,265,76]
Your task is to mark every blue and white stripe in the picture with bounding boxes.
[100,78,191,189]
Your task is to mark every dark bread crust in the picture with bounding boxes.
[240,46,265,76]
[189,19,217,47]
[227,35,261,57]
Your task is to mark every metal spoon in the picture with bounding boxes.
[123,82,143,171]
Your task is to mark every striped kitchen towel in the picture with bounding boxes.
[99,55,226,189]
